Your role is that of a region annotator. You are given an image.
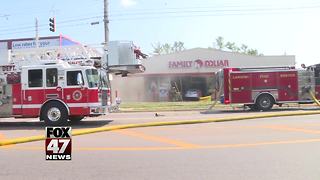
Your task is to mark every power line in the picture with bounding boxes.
[0,15,103,32]
[1,2,320,34]
[109,0,320,13]
[109,10,315,22]
[109,6,320,21]
[109,4,320,17]
[0,21,101,36]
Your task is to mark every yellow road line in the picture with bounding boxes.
[115,129,201,148]
[0,133,14,149]
[300,123,320,127]
[0,133,5,140]
[5,138,320,151]
[204,138,320,149]
[262,125,320,134]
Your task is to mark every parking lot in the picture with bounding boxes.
[1,109,320,180]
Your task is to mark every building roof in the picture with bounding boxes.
[149,48,293,59]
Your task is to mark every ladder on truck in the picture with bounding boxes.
[9,45,102,69]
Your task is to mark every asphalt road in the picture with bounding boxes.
[1,110,320,180]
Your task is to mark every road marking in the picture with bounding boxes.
[0,133,14,149]
[298,123,320,127]
[115,129,201,148]
[262,125,320,134]
[0,133,5,140]
[6,138,320,151]
[203,138,320,149]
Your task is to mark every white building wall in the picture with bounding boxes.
[141,48,295,75]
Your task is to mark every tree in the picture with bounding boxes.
[152,41,186,55]
[216,36,224,50]
[247,49,258,56]
[172,41,185,52]
[162,43,172,54]
[240,44,248,54]
[225,42,239,52]
[151,42,163,55]
[213,36,262,56]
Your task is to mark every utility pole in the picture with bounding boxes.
[35,18,39,48]
[103,0,111,101]
[103,0,109,50]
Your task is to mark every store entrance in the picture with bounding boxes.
[170,76,212,101]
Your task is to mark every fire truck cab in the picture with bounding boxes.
[217,66,315,111]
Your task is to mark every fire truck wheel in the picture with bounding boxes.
[43,102,68,126]
[256,94,274,111]
[69,116,85,123]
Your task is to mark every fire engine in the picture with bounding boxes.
[217,66,318,111]
[0,44,144,125]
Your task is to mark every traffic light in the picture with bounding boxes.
[49,17,55,32]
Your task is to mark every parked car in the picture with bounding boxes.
[184,89,202,101]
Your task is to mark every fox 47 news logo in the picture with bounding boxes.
[45,127,72,160]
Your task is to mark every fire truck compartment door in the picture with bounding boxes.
[0,84,13,117]
[21,68,45,116]
[230,73,252,103]
[44,68,62,100]
[277,71,298,101]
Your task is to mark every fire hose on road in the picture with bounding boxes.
[1,91,320,147]
[309,91,320,107]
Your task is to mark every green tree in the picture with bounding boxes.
[240,44,248,54]
[215,36,224,50]
[172,41,185,52]
[213,36,261,56]
[152,41,186,55]
[225,42,239,52]
[162,43,172,54]
[247,49,258,56]
[151,42,163,55]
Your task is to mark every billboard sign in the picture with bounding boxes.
[12,39,59,49]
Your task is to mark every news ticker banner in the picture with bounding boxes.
[45,127,72,161]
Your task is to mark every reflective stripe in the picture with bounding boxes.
[13,104,41,109]
[68,103,101,107]
[12,105,22,109]
[12,103,101,109]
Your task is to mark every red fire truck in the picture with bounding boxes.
[0,45,144,125]
[217,66,317,111]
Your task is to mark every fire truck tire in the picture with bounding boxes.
[255,94,274,111]
[69,116,85,123]
[43,102,68,126]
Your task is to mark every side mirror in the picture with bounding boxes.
[77,73,83,85]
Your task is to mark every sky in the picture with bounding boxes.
[0,0,320,66]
